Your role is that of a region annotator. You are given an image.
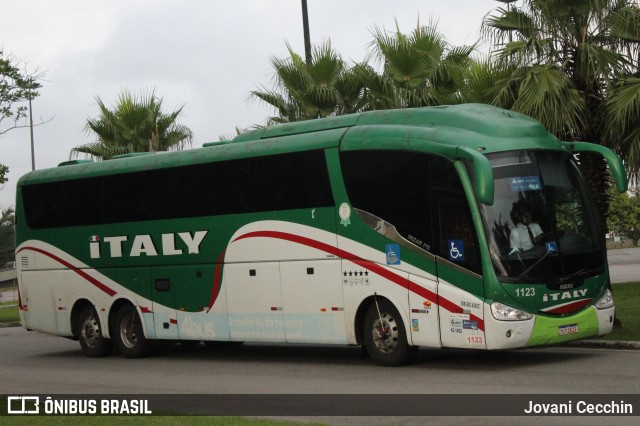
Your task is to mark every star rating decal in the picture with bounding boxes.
[343,270,370,286]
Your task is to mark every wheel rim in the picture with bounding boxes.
[80,315,101,348]
[119,312,138,349]
[371,312,399,353]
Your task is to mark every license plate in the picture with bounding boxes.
[558,324,579,336]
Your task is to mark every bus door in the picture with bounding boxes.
[337,148,442,347]
[225,262,285,342]
[432,191,486,349]
[280,259,347,344]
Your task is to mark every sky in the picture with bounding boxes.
[0,0,501,209]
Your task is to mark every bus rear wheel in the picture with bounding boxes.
[363,299,415,366]
[77,306,112,357]
[114,305,149,358]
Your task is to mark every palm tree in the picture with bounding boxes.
[252,21,476,126]
[251,41,363,124]
[71,89,193,160]
[362,20,475,109]
[482,0,640,224]
[604,4,640,185]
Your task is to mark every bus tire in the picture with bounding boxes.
[363,299,415,366]
[114,305,149,358]
[77,306,112,357]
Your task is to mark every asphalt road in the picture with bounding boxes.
[608,247,640,284]
[1,326,639,424]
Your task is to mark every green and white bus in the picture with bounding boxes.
[15,104,628,365]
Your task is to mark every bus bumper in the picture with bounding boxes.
[525,306,615,347]
[483,304,615,350]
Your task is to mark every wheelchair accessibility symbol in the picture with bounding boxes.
[448,240,465,262]
[386,244,401,265]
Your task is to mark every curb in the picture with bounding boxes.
[565,339,640,350]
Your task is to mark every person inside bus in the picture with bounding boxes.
[509,201,544,254]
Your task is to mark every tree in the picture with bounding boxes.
[252,22,475,125]
[1,50,44,182]
[0,207,15,266]
[361,20,475,109]
[607,189,640,246]
[71,89,193,160]
[0,164,8,186]
[251,41,364,124]
[482,0,640,226]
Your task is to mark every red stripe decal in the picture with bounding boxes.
[207,249,227,313]
[233,231,485,331]
[541,299,594,314]
[17,246,117,297]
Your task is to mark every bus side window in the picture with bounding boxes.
[340,150,432,251]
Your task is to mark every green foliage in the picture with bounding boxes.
[601,282,640,341]
[252,21,475,125]
[0,163,7,185]
[0,207,15,265]
[608,189,640,246]
[482,0,640,227]
[367,20,474,108]
[251,41,362,123]
[71,89,193,161]
[0,50,41,137]
[606,76,640,183]
[0,415,319,426]
[482,0,640,176]
[0,302,19,324]
[1,50,43,186]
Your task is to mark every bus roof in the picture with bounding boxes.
[18,103,564,187]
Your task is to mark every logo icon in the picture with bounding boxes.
[7,396,40,414]
[339,203,351,227]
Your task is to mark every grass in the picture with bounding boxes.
[0,416,318,425]
[600,281,640,341]
[0,303,19,323]
[0,286,19,324]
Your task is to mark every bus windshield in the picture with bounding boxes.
[480,150,605,285]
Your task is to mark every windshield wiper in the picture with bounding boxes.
[556,267,603,285]
[517,250,557,281]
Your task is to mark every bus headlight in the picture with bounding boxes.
[594,289,614,310]
[491,302,533,321]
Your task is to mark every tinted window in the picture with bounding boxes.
[22,150,333,229]
[340,150,432,251]
[341,150,480,273]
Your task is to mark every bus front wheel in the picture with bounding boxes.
[77,306,112,357]
[114,305,149,358]
[363,299,416,366]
